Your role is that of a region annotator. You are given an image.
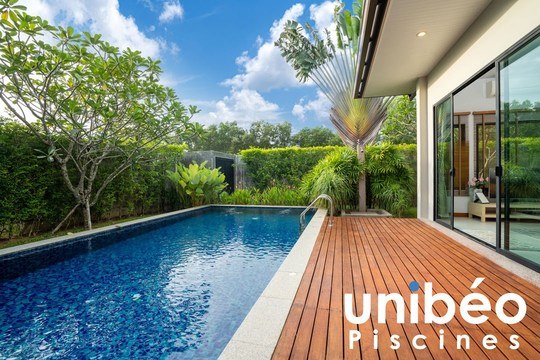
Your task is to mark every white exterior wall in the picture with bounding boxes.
[419,0,540,220]
[416,77,429,218]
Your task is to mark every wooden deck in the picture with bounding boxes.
[272,217,540,360]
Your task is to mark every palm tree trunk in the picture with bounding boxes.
[357,141,367,212]
[82,199,92,230]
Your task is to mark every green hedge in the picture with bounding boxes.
[239,143,417,215]
[0,122,72,238]
[392,143,417,200]
[240,144,416,191]
[0,122,186,238]
[220,186,306,206]
[240,146,342,189]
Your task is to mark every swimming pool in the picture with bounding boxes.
[0,206,313,359]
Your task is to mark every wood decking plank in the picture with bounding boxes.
[289,218,332,360]
[327,218,344,359]
[352,217,398,360]
[272,219,329,360]
[308,217,336,360]
[341,219,361,360]
[346,217,380,360]
[393,219,540,359]
[271,218,540,360]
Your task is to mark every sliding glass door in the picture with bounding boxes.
[451,68,497,246]
[433,31,539,269]
[435,98,453,226]
[499,34,540,266]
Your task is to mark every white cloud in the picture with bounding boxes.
[222,3,307,92]
[309,1,339,40]
[159,1,184,23]
[292,90,331,121]
[170,42,180,55]
[269,3,305,42]
[201,2,339,128]
[194,89,281,127]
[138,0,157,12]
[20,0,165,58]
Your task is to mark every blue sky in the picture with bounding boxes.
[21,0,339,132]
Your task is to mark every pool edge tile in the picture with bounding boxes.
[217,207,327,359]
[0,205,212,258]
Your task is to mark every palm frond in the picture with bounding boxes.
[275,1,393,149]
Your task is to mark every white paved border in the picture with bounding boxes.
[0,205,313,258]
[423,219,540,287]
[0,205,214,257]
[218,208,327,360]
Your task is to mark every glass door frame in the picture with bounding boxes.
[432,27,540,271]
[496,28,540,271]
[433,96,454,229]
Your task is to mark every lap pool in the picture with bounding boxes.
[0,206,313,359]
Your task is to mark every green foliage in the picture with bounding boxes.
[274,20,335,83]
[0,121,187,238]
[275,0,392,214]
[245,121,292,149]
[167,162,227,207]
[189,121,338,153]
[362,144,415,216]
[220,187,306,206]
[301,148,360,212]
[240,146,342,189]
[240,144,417,214]
[500,137,540,199]
[334,0,362,54]
[0,0,198,229]
[259,187,306,205]
[401,207,418,218]
[190,121,248,153]
[378,96,417,144]
[291,127,343,147]
[0,121,71,238]
[220,189,255,205]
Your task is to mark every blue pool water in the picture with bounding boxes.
[0,207,312,359]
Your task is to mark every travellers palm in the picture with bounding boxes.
[275,0,392,211]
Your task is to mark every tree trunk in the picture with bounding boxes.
[357,141,367,212]
[83,199,92,230]
[52,203,80,234]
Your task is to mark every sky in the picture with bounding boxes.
[18,0,340,132]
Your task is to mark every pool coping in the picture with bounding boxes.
[0,205,211,258]
[218,207,327,360]
[0,204,310,259]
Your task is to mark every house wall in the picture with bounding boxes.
[419,0,540,220]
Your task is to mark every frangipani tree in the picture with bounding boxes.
[0,0,198,231]
[275,0,392,211]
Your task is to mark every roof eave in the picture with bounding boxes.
[353,0,388,99]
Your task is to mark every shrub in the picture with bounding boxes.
[0,122,72,238]
[503,162,540,198]
[240,146,342,189]
[301,148,361,212]
[167,162,227,207]
[220,187,306,206]
[259,187,306,206]
[363,143,415,216]
[220,189,255,205]
[0,121,187,238]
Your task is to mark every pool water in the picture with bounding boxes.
[0,207,312,359]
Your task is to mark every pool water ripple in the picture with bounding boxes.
[0,207,311,359]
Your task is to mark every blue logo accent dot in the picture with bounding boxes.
[409,281,420,292]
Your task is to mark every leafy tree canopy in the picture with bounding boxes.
[189,121,342,153]
[0,0,198,230]
[291,127,342,147]
[377,96,416,144]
